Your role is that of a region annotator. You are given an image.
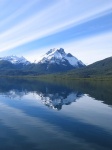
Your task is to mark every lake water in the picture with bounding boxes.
[0,77,112,150]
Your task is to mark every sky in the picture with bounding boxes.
[0,0,112,65]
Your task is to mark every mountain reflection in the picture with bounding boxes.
[0,77,112,109]
[39,91,83,110]
[0,78,83,110]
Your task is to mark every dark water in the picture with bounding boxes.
[0,78,112,150]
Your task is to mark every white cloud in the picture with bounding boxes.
[0,0,40,28]
[0,0,112,53]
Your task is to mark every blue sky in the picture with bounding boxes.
[0,0,112,64]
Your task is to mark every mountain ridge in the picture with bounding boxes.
[0,48,85,75]
[0,49,111,77]
[0,55,30,65]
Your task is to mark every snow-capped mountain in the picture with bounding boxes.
[37,48,85,67]
[0,55,30,65]
[35,48,85,73]
[0,48,85,75]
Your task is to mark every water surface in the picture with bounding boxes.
[0,78,112,150]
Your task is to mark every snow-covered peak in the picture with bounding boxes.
[45,48,65,58]
[37,48,85,67]
[0,55,30,65]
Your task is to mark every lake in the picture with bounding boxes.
[0,77,112,150]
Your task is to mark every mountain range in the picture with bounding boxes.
[0,48,111,77]
[0,48,85,75]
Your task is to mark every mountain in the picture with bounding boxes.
[66,56,112,78]
[0,56,32,75]
[33,48,85,73]
[0,48,85,75]
[0,55,30,65]
[0,49,111,78]
[37,48,84,67]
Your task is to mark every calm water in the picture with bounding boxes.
[0,78,112,150]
